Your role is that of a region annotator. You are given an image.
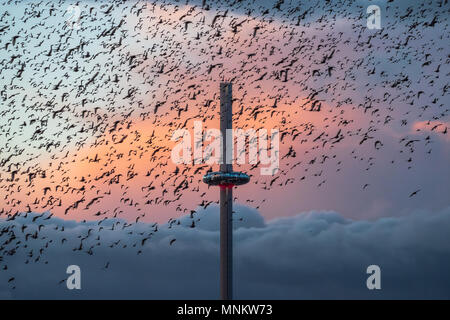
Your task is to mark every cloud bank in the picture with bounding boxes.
[1,205,450,299]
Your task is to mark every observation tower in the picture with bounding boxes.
[203,83,249,300]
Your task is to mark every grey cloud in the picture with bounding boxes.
[1,205,450,299]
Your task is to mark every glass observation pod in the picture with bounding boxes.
[202,171,250,187]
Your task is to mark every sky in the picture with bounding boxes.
[0,0,449,299]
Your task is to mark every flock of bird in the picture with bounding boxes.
[0,0,448,290]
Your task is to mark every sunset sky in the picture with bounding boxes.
[0,0,448,299]
[1,0,447,223]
